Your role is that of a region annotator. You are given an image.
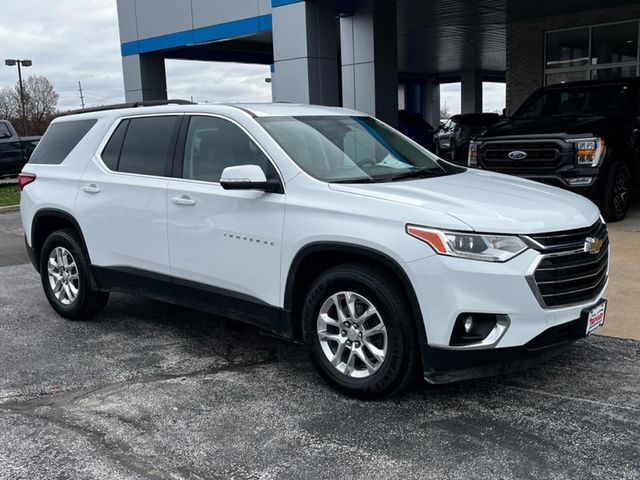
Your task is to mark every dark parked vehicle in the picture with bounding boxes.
[469,78,640,221]
[0,120,41,176]
[398,110,435,152]
[435,113,501,164]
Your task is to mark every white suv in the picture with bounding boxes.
[19,101,609,398]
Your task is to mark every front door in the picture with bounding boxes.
[167,115,286,311]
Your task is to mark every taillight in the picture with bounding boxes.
[18,173,36,192]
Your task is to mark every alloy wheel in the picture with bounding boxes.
[613,169,630,214]
[316,291,388,378]
[47,247,80,305]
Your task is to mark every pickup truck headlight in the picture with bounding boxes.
[468,141,479,167]
[406,226,527,262]
[568,137,605,167]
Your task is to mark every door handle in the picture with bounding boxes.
[82,184,100,194]
[171,195,196,206]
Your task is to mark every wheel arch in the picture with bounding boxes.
[31,208,92,274]
[284,242,428,368]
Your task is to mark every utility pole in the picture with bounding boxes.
[78,81,85,109]
[4,59,32,135]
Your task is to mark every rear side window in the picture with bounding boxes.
[28,119,97,165]
[101,119,129,171]
[117,116,180,176]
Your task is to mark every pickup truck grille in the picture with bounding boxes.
[527,220,609,308]
[480,140,566,170]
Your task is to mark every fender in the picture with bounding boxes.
[30,208,93,275]
[284,241,430,369]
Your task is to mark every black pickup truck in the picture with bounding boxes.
[469,78,639,221]
[0,120,40,177]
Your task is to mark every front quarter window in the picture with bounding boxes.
[258,116,464,183]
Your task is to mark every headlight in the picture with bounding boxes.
[568,137,605,167]
[406,225,527,262]
[468,141,479,167]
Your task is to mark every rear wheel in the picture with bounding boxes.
[600,161,631,222]
[40,229,109,320]
[302,263,420,399]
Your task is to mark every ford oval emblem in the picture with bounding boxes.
[508,150,527,160]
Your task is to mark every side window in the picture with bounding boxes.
[118,116,179,176]
[101,119,129,171]
[0,123,12,138]
[182,116,272,183]
[28,119,97,165]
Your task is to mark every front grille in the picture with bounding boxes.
[527,220,607,252]
[480,141,566,170]
[527,220,609,308]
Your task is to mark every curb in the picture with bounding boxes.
[0,205,19,214]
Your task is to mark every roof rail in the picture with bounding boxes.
[63,99,196,116]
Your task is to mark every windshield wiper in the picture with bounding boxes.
[389,169,439,182]
[331,177,379,184]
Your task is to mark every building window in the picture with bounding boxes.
[546,28,590,70]
[545,20,640,85]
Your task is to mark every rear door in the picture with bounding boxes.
[75,115,182,275]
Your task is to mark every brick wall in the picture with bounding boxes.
[506,5,640,115]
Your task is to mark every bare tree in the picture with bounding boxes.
[23,76,59,135]
[439,101,451,120]
[0,87,19,121]
[0,75,59,135]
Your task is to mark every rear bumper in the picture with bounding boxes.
[422,316,591,384]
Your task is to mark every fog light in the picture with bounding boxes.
[450,313,509,347]
[565,177,594,186]
[463,316,474,333]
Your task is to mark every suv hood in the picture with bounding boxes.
[330,170,600,234]
[483,115,621,137]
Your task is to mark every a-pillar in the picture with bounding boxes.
[340,0,398,125]
[122,54,168,102]
[271,0,340,106]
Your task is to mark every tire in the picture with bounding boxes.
[302,263,420,399]
[600,160,632,222]
[39,229,109,320]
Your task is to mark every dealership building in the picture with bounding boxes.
[116,0,640,126]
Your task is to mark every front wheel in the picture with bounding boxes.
[40,229,109,320]
[302,263,420,399]
[600,161,632,222]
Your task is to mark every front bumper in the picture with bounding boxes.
[405,249,607,382]
[511,171,601,199]
[423,315,593,383]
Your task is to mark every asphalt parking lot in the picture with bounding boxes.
[1,210,639,479]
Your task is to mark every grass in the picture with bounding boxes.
[0,184,20,208]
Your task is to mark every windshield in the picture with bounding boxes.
[258,116,464,183]
[513,84,634,119]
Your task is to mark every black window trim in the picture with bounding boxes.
[96,113,184,179]
[169,113,285,194]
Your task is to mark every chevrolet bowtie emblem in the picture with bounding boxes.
[584,237,604,255]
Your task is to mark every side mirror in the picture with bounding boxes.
[220,164,281,193]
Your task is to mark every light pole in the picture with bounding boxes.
[4,59,32,135]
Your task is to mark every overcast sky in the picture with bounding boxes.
[0,0,504,115]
